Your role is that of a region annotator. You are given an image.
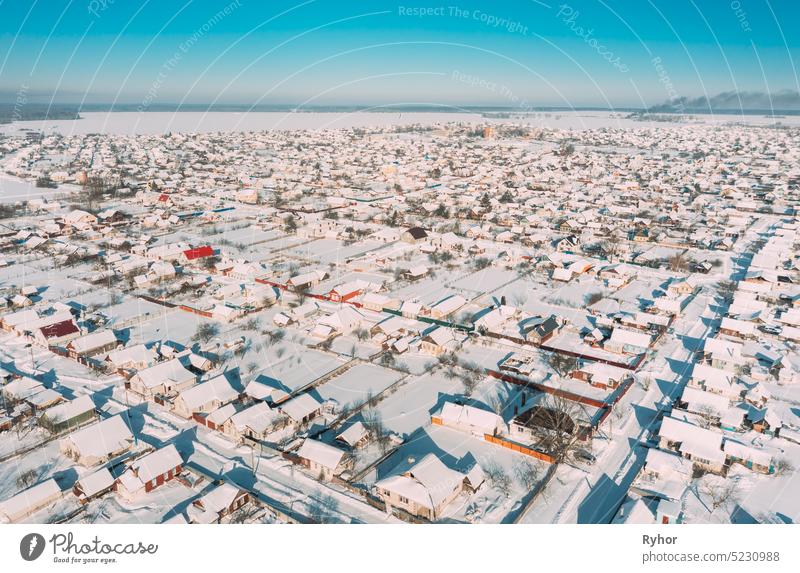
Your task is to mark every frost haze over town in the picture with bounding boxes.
[1,111,799,525]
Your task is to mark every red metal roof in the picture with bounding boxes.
[39,319,79,339]
[183,245,214,260]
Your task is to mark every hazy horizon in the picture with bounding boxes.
[2,1,799,112]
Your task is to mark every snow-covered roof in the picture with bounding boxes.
[131,444,182,483]
[62,415,134,460]
[336,421,369,447]
[132,358,195,389]
[0,478,61,522]
[228,401,277,434]
[40,394,94,424]
[658,416,725,465]
[106,343,158,368]
[67,329,117,354]
[76,468,115,498]
[609,327,652,349]
[297,438,346,470]
[193,483,242,514]
[279,393,321,422]
[177,376,238,410]
[376,453,465,511]
[438,402,505,435]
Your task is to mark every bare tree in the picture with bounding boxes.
[192,322,220,343]
[701,479,740,511]
[482,458,512,498]
[773,458,795,477]
[716,280,738,303]
[308,494,340,523]
[528,394,584,464]
[547,353,578,377]
[363,409,392,453]
[263,328,285,346]
[229,503,261,524]
[16,469,38,489]
[461,370,480,397]
[668,251,690,272]
[694,405,720,429]
[512,458,540,490]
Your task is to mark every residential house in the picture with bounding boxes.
[296,438,353,480]
[657,416,726,474]
[172,376,239,419]
[605,327,651,355]
[432,402,507,437]
[73,468,115,505]
[520,315,561,345]
[39,395,96,433]
[129,358,196,399]
[0,479,62,523]
[60,415,135,466]
[66,329,119,358]
[116,444,183,499]
[32,319,81,347]
[374,453,482,521]
[188,483,251,524]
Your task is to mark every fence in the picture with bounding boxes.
[483,434,555,463]
[179,304,213,318]
[486,368,607,409]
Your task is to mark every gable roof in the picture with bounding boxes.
[63,415,133,459]
[183,245,214,260]
[133,358,195,389]
[131,444,182,483]
[38,319,80,339]
[177,376,238,410]
[297,438,346,470]
[279,393,321,422]
[376,453,465,511]
[405,226,428,239]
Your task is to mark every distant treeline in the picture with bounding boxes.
[0,103,81,124]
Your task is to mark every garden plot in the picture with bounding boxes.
[122,307,205,348]
[368,370,462,437]
[389,268,474,307]
[285,238,383,266]
[326,335,381,360]
[0,439,72,510]
[203,225,278,247]
[611,277,669,306]
[449,267,519,296]
[310,363,403,411]
[547,277,607,308]
[104,297,173,329]
[254,235,309,256]
[0,174,75,203]
[248,347,345,394]
[635,245,685,264]
[314,270,390,293]
[35,277,112,308]
[457,340,519,371]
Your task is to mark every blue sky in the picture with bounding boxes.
[0,0,798,108]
